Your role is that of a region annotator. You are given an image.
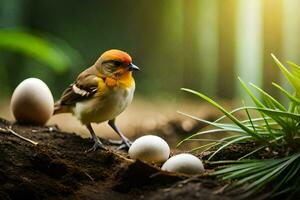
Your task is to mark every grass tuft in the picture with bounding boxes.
[180,55,300,199]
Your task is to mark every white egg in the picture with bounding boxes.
[11,78,54,125]
[161,153,205,175]
[129,135,170,163]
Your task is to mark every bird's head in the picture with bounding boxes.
[95,49,139,77]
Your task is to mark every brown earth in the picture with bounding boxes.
[0,118,233,200]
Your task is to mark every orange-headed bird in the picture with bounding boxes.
[54,49,139,152]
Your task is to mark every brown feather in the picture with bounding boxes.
[54,65,102,114]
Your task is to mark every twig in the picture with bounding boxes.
[0,126,38,145]
[111,151,134,163]
[213,183,230,194]
[83,171,94,181]
[31,126,59,133]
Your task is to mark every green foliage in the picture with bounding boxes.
[0,29,73,73]
[179,55,300,199]
[211,153,300,199]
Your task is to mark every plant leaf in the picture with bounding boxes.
[287,61,300,79]
[0,29,72,73]
[250,83,286,111]
[271,54,300,95]
[182,88,266,142]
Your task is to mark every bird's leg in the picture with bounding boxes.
[108,119,132,150]
[85,123,107,153]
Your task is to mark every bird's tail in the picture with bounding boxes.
[53,101,71,115]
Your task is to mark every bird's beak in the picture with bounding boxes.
[128,63,140,71]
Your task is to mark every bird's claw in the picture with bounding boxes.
[85,140,107,153]
[116,144,128,150]
[108,139,132,150]
[124,139,132,147]
[116,139,132,150]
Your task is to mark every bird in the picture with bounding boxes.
[53,49,139,152]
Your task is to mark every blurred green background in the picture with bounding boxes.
[1,0,300,102]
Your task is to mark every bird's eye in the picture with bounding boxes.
[113,61,122,66]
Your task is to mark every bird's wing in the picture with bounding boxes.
[58,66,103,106]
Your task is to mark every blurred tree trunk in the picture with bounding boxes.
[262,0,283,99]
[182,0,202,91]
[198,0,219,98]
[235,0,263,103]
[127,1,165,95]
[217,0,237,99]
[158,0,184,97]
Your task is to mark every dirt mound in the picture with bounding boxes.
[0,118,230,200]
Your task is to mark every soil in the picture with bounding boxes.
[0,118,233,200]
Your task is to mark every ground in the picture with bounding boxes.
[0,118,234,200]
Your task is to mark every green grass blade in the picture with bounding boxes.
[271,158,300,194]
[178,111,245,132]
[177,129,228,147]
[238,78,285,131]
[214,106,252,123]
[244,154,300,192]
[273,83,300,105]
[182,88,265,142]
[208,135,252,160]
[188,142,217,153]
[238,78,265,108]
[256,108,300,121]
[188,135,242,153]
[287,61,300,78]
[271,54,300,93]
[244,105,257,133]
[250,83,286,111]
[238,146,266,160]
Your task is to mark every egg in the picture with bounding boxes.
[161,153,205,175]
[129,135,170,163]
[11,78,54,125]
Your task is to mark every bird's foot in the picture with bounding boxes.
[116,138,132,151]
[107,139,132,150]
[85,140,107,153]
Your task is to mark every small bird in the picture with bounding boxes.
[54,49,139,152]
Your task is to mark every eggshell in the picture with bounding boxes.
[129,135,170,163]
[11,78,54,125]
[161,153,204,175]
